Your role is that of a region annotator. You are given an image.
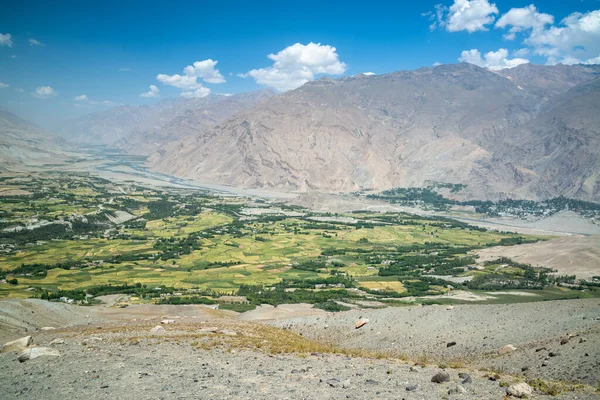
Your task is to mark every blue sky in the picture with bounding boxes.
[1,0,599,128]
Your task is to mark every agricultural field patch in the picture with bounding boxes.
[1,172,598,307]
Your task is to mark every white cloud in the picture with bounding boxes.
[32,86,56,99]
[157,73,204,90]
[0,81,9,88]
[362,72,376,76]
[427,0,498,33]
[433,61,442,66]
[180,87,211,98]
[244,42,346,91]
[119,67,131,72]
[140,85,160,98]
[156,59,223,96]
[0,33,13,47]
[15,88,24,93]
[28,38,45,47]
[495,5,554,40]
[459,48,529,70]
[524,10,600,65]
[513,48,530,57]
[10,55,16,59]
[71,94,116,106]
[424,4,448,31]
[183,59,225,84]
[582,55,600,65]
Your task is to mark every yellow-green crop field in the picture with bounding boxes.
[0,172,561,301]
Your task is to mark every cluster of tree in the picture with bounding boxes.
[5,260,85,278]
[276,275,355,289]
[143,199,177,220]
[378,253,475,277]
[156,296,217,305]
[291,260,328,272]
[369,187,600,219]
[153,235,202,260]
[465,258,574,290]
[313,301,351,312]
[38,282,177,301]
[236,284,352,306]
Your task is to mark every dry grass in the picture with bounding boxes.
[526,378,586,396]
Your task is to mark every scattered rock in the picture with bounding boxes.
[448,385,466,395]
[446,341,457,348]
[498,344,517,355]
[150,325,165,333]
[198,327,219,333]
[1,336,33,353]
[322,377,340,388]
[218,329,238,336]
[50,338,65,345]
[365,379,378,385]
[560,336,570,345]
[40,327,56,331]
[549,352,559,357]
[461,375,472,384]
[446,306,454,310]
[431,371,450,383]
[355,319,369,329]
[405,384,418,391]
[506,382,533,398]
[161,319,176,325]
[17,347,60,362]
[82,336,103,345]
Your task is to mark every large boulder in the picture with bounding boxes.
[17,347,60,362]
[1,336,33,353]
[506,382,533,398]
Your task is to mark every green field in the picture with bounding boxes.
[1,172,597,305]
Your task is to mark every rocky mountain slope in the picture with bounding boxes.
[493,78,600,200]
[61,91,274,153]
[0,110,72,171]
[148,63,600,201]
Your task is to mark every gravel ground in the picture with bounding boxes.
[268,299,600,385]
[1,323,598,400]
[1,298,599,399]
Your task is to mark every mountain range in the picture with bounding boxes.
[147,63,600,201]
[6,62,600,201]
[0,110,72,172]
[60,90,275,154]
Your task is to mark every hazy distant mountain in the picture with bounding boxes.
[148,63,600,201]
[0,110,71,171]
[61,91,275,153]
[116,90,275,154]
